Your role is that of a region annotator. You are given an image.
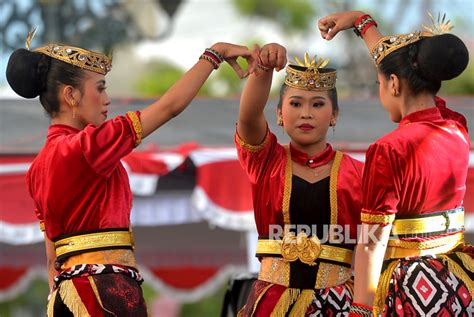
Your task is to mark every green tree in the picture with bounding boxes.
[135,60,211,97]
[440,61,474,95]
[232,0,316,33]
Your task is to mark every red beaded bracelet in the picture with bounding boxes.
[199,48,224,69]
[353,14,377,37]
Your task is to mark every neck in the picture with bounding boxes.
[50,113,85,130]
[400,92,435,118]
[290,139,328,157]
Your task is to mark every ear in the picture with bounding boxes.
[389,74,400,94]
[61,85,80,107]
[332,109,339,123]
[276,107,283,118]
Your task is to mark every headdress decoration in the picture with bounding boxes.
[284,53,337,91]
[25,27,112,75]
[371,12,453,65]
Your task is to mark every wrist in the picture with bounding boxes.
[199,48,224,69]
[210,43,225,58]
[352,13,377,38]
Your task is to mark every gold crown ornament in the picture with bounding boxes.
[25,27,112,75]
[371,12,453,65]
[284,53,337,91]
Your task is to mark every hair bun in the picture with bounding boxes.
[6,49,44,98]
[417,34,469,81]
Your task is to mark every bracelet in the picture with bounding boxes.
[349,302,373,316]
[200,48,225,69]
[256,54,271,72]
[353,14,377,38]
[257,63,271,72]
[199,54,220,69]
[205,48,224,63]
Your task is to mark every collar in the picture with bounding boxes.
[47,124,80,138]
[399,99,444,128]
[289,143,336,168]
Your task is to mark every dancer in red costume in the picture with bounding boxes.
[319,11,472,316]
[6,33,254,316]
[236,43,364,316]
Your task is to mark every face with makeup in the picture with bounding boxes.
[277,86,338,148]
[66,70,111,127]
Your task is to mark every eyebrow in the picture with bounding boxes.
[288,95,326,100]
[96,80,106,85]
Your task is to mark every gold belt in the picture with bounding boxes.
[256,233,353,266]
[258,257,353,289]
[54,228,134,262]
[391,207,464,236]
[385,232,464,259]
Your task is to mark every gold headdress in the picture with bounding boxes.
[285,53,337,91]
[371,12,453,65]
[25,28,112,75]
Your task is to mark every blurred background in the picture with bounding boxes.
[0,0,473,316]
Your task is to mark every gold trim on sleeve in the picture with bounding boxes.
[361,212,395,225]
[282,145,293,225]
[235,130,270,153]
[329,151,343,225]
[126,111,142,147]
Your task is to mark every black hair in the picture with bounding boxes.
[6,48,86,116]
[277,84,339,114]
[379,33,469,95]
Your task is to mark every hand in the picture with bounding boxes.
[210,42,255,78]
[318,11,366,40]
[257,43,287,72]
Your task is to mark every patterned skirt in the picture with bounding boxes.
[240,279,353,316]
[378,251,473,317]
[47,264,148,317]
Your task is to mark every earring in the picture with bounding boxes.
[71,100,76,119]
[391,89,399,97]
[332,125,336,138]
[277,117,283,126]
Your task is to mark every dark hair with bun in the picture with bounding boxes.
[379,33,469,95]
[6,48,86,116]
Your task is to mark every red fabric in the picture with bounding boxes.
[26,115,139,240]
[197,160,253,212]
[289,143,336,168]
[151,267,218,289]
[0,174,36,223]
[72,277,105,317]
[362,97,470,222]
[0,267,27,289]
[253,283,286,317]
[235,130,363,237]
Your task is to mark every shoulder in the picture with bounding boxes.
[339,152,364,179]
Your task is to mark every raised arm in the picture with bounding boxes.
[237,43,287,145]
[140,42,255,138]
[318,11,383,52]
